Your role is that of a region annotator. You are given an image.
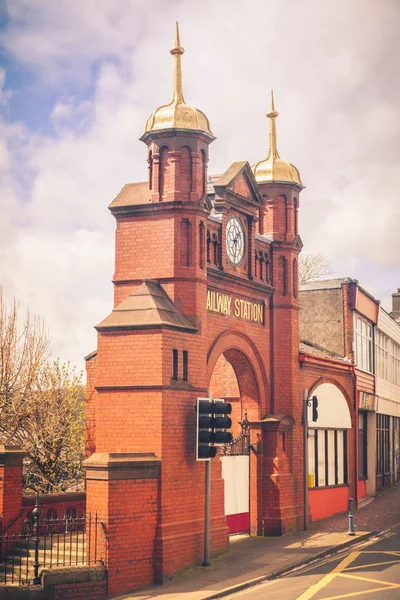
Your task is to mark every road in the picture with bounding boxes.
[229,524,400,600]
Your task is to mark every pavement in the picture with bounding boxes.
[116,483,400,600]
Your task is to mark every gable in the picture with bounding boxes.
[213,161,262,209]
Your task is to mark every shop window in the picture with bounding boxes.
[308,429,347,487]
[353,314,373,373]
[358,412,367,479]
[376,413,390,485]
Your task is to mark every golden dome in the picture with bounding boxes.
[252,91,303,188]
[144,23,213,138]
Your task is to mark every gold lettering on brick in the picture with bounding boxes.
[206,290,264,324]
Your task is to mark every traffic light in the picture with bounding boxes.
[311,395,318,422]
[196,398,233,461]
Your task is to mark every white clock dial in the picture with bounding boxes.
[226,216,245,265]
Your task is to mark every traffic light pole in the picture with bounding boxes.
[203,390,212,566]
[303,388,309,531]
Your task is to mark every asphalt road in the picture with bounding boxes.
[229,524,400,600]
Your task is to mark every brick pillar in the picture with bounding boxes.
[259,417,299,535]
[0,446,26,533]
[168,150,181,201]
[84,452,160,597]
[190,152,202,202]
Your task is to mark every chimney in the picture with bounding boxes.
[392,289,400,322]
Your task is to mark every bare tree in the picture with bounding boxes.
[0,289,49,443]
[0,289,85,493]
[299,253,334,285]
[21,360,85,493]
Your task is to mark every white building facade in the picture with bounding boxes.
[373,306,400,491]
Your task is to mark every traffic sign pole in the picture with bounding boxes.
[203,390,212,567]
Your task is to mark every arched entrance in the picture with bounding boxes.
[207,332,268,536]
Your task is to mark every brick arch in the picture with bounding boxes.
[207,330,269,419]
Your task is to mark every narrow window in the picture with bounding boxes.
[278,256,287,296]
[180,219,192,266]
[199,222,205,269]
[212,233,218,265]
[293,258,298,298]
[172,349,178,380]
[182,351,188,381]
[201,149,207,196]
[148,150,153,190]
[180,146,192,198]
[207,231,211,264]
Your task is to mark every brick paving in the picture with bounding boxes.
[311,482,400,533]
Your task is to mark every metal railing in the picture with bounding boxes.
[220,412,250,456]
[0,496,104,586]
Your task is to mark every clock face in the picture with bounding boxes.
[226,216,245,265]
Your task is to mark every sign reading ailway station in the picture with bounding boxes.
[206,290,264,324]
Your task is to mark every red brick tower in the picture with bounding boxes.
[84,24,228,595]
[252,91,304,533]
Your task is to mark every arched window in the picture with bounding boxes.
[207,231,211,264]
[278,256,287,296]
[294,198,298,235]
[180,146,192,198]
[307,383,351,488]
[65,506,77,520]
[46,509,57,521]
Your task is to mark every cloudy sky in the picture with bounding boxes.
[0,0,399,370]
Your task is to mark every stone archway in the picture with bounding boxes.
[207,329,269,419]
[207,330,269,536]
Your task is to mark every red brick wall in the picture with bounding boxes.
[23,492,86,522]
[0,465,24,531]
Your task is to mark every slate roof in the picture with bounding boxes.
[109,182,151,209]
[299,340,351,363]
[96,280,197,332]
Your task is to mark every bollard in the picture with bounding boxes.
[348,497,355,536]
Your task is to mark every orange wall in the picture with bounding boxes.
[357,479,366,500]
[309,486,349,522]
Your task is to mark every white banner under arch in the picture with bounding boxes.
[308,382,351,429]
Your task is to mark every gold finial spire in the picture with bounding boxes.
[251,91,303,187]
[142,23,213,138]
[170,22,185,103]
[266,90,280,159]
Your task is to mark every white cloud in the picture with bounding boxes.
[0,0,400,369]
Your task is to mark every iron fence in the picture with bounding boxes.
[220,412,250,456]
[0,496,104,586]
